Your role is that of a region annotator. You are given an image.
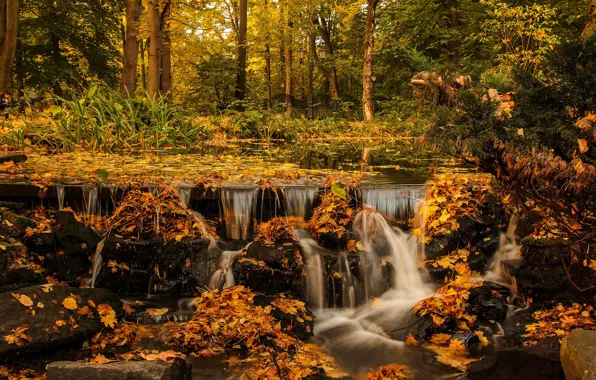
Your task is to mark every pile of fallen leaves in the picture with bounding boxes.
[167,286,343,379]
[367,364,414,379]
[416,173,496,241]
[522,303,596,346]
[308,190,354,240]
[0,366,45,380]
[104,184,215,242]
[423,332,488,372]
[255,217,295,247]
[414,268,481,330]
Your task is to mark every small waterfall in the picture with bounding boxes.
[484,215,521,285]
[56,185,65,210]
[108,186,119,210]
[83,186,99,223]
[190,210,217,249]
[361,185,426,220]
[178,187,191,207]
[338,253,356,309]
[208,243,251,290]
[90,238,106,288]
[296,229,326,309]
[221,188,257,240]
[148,187,160,196]
[282,186,318,219]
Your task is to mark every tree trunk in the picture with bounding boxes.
[284,8,293,117]
[317,16,340,99]
[120,0,142,98]
[235,0,248,105]
[0,0,18,92]
[265,43,272,109]
[583,0,596,39]
[147,0,162,98]
[140,38,147,91]
[160,20,172,99]
[362,0,379,121]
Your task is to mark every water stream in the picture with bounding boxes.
[295,229,327,309]
[90,238,105,288]
[221,188,257,240]
[208,243,252,290]
[361,185,426,220]
[282,186,318,219]
[56,184,65,210]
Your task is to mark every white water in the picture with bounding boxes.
[361,186,426,220]
[221,188,257,240]
[282,186,318,219]
[90,238,105,288]
[296,229,327,309]
[208,243,251,290]
[83,186,99,222]
[178,187,191,207]
[484,215,521,285]
[314,210,433,374]
[108,186,119,210]
[56,185,65,210]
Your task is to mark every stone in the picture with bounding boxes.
[0,210,36,238]
[24,231,56,254]
[468,282,508,322]
[0,153,27,164]
[0,285,123,360]
[0,267,45,293]
[46,359,191,380]
[560,330,596,380]
[150,237,210,295]
[425,233,459,261]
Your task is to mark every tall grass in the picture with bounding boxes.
[3,86,207,153]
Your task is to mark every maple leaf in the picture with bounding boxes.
[62,297,78,310]
[4,334,22,346]
[12,293,33,307]
[405,334,419,345]
[97,304,117,328]
[146,308,169,316]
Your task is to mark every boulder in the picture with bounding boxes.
[233,241,304,297]
[425,233,459,261]
[0,285,123,360]
[0,267,45,293]
[46,359,191,380]
[0,210,36,238]
[150,237,210,295]
[24,231,56,254]
[191,247,222,289]
[468,282,508,322]
[560,330,596,380]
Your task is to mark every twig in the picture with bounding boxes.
[390,316,425,333]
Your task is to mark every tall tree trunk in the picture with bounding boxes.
[147,0,162,98]
[284,8,293,117]
[235,0,248,105]
[160,21,172,99]
[583,0,596,39]
[120,0,142,98]
[140,38,147,91]
[317,16,340,99]
[0,0,18,92]
[362,0,379,121]
[265,43,272,109]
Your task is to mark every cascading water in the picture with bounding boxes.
[208,243,252,290]
[56,184,65,210]
[484,215,521,286]
[178,187,192,207]
[361,185,426,220]
[296,229,327,309]
[90,238,106,288]
[314,210,434,375]
[282,186,318,219]
[83,186,99,222]
[221,188,257,240]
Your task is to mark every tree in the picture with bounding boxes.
[0,0,18,92]
[584,0,596,39]
[120,0,143,98]
[161,10,172,98]
[147,0,162,97]
[362,0,379,121]
[284,3,293,117]
[234,0,247,104]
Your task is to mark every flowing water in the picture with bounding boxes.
[361,185,426,220]
[221,188,257,240]
[295,229,327,309]
[178,187,192,207]
[90,238,105,288]
[56,184,65,210]
[282,186,318,219]
[484,215,521,286]
[208,243,252,290]
[83,186,99,222]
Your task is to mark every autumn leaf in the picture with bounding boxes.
[97,304,117,328]
[12,293,33,307]
[578,139,589,154]
[146,308,169,316]
[62,297,78,310]
[90,354,116,364]
[55,320,66,327]
[405,334,419,345]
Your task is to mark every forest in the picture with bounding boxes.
[0,0,595,379]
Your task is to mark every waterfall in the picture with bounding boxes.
[208,243,252,290]
[90,238,106,288]
[282,186,318,219]
[190,210,217,249]
[295,229,327,309]
[108,186,119,210]
[221,188,257,240]
[484,215,521,285]
[337,254,356,309]
[178,187,191,207]
[361,185,426,220]
[83,186,99,223]
[56,185,65,210]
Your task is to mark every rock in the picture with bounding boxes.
[0,210,36,238]
[24,231,56,254]
[0,153,27,164]
[95,235,163,296]
[191,247,221,289]
[253,294,314,341]
[477,230,501,259]
[457,216,479,246]
[425,233,459,261]
[46,359,191,380]
[0,201,26,211]
[317,231,352,250]
[150,237,210,295]
[560,330,596,380]
[468,251,488,272]
[0,285,123,360]
[0,267,45,293]
[468,282,508,322]
[233,241,304,297]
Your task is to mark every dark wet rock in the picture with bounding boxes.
[233,241,304,297]
[317,231,352,250]
[0,153,27,164]
[24,231,55,254]
[560,330,596,380]
[0,210,36,238]
[46,359,192,380]
[457,216,479,246]
[0,201,26,211]
[390,314,434,341]
[150,237,210,296]
[54,211,99,256]
[0,267,45,293]
[95,235,164,296]
[424,233,459,261]
[477,230,501,258]
[192,247,222,288]
[426,262,451,284]
[467,251,488,272]
[516,237,596,303]
[468,282,508,322]
[467,337,563,380]
[0,285,123,361]
[253,294,314,341]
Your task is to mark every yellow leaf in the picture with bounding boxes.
[55,320,66,327]
[62,297,78,310]
[12,293,33,307]
[578,139,589,154]
[40,284,53,292]
[146,308,169,316]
